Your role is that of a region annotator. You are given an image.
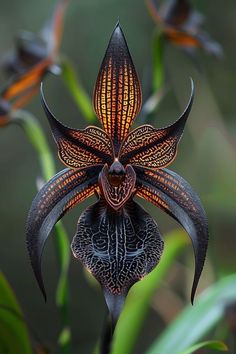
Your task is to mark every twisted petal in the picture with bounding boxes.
[136,167,208,303]
[99,164,136,211]
[120,80,193,169]
[71,199,164,325]
[41,87,114,168]
[26,166,100,299]
[93,23,142,152]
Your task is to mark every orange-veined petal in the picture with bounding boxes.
[41,85,114,169]
[93,23,142,153]
[120,79,193,169]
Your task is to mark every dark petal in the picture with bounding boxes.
[26,166,100,300]
[71,199,164,324]
[99,164,136,211]
[136,167,208,303]
[93,23,142,153]
[41,85,114,168]
[120,79,194,169]
[160,0,191,27]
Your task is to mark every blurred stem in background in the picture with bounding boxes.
[60,58,96,123]
[10,109,71,354]
[152,31,165,93]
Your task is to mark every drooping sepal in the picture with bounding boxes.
[120,79,194,169]
[93,23,142,152]
[26,166,100,300]
[71,199,164,321]
[41,85,114,168]
[136,166,208,303]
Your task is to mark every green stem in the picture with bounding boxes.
[152,31,165,93]
[60,57,96,123]
[11,109,71,354]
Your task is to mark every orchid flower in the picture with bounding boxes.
[26,23,208,329]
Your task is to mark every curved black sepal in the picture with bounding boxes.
[40,83,71,140]
[166,78,194,138]
[136,166,208,303]
[26,166,99,300]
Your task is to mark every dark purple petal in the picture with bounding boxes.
[26,166,100,300]
[136,167,208,303]
[71,199,164,324]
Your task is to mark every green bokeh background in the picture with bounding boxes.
[0,0,235,353]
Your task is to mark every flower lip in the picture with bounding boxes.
[108,160,126,186]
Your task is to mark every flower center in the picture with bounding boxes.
[108,160,126,187]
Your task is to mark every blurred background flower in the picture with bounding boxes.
[146,0,223,57]
[0,0,68,126]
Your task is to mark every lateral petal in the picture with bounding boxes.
[41,86,114,168]
[71,199,164,325]
[120,80,193,169]
[136,167,208,303]
[26,166,100,299]
[93,23,142,152]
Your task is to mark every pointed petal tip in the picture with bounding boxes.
[110,21,126,45]
[189,77,194,95]
[115,19,121,29]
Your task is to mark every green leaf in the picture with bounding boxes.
[60,58,96,123]
[146,274,236,354]
[111,229,188,354]
[180,340,228,354]
[152,31,165,93]
[0,271,32,354]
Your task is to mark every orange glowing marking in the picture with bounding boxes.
[93,26,142,151]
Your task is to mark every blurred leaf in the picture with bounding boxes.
[146,274,236,354]
[0,271,32,354]
[180,340,228,354]
[12,109,55,181]
[152,32,164,93]
[60,58,96,123]
[111,229,188,354]
[58,326,71,354]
